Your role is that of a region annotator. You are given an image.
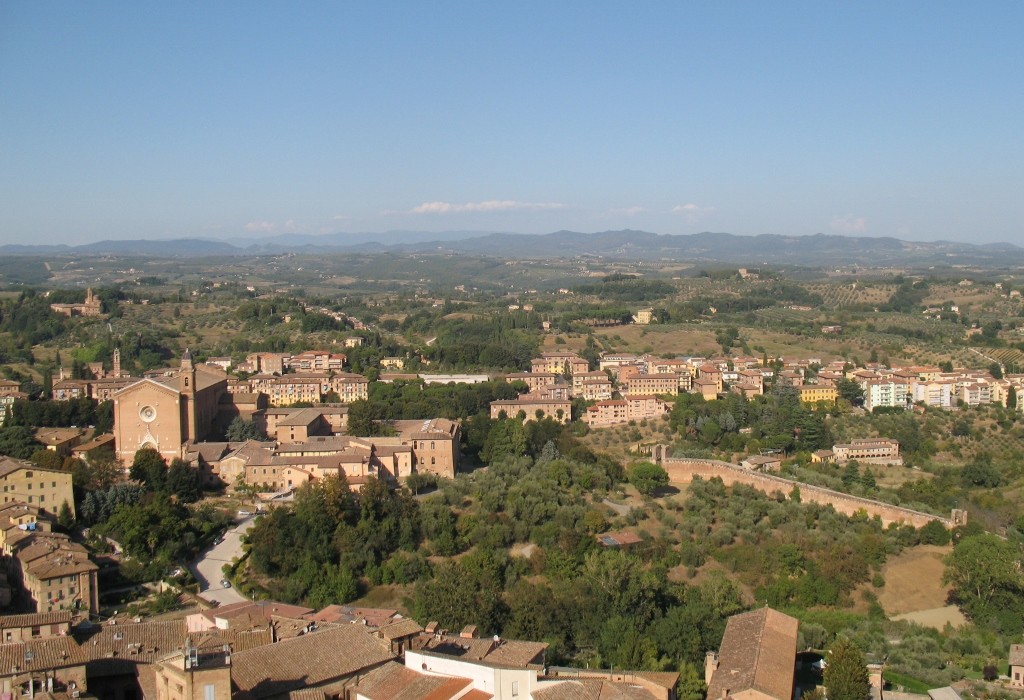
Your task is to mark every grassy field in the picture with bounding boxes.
[876,544,954,616]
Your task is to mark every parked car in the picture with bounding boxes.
[238,510,252,516]
[221,579,231,588]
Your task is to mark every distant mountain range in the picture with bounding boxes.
[2,230,1022,267]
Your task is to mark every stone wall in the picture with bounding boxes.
[661,456,953,529]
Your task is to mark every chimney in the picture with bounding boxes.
[704,651,719,685]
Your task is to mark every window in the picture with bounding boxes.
[204,684,215,700]
[512,681,519,696]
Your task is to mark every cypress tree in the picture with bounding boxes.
[824,637,870,700]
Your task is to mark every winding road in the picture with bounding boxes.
[189,514,256,606]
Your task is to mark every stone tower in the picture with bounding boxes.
[180,349,198,442]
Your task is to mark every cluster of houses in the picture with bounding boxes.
[5,596,903,700]
[0,458,94,616]
[184,416,461,493]
[0,599,688,700]
[15,597,999,700]
[486,350,1024,430]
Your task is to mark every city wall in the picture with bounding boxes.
[658,455,954,529]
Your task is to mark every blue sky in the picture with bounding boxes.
[1,2,1022,245]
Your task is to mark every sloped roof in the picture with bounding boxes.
[419,635,546,669]
[706,607,798,700]
[377,618,423,640]
[352,661,473,700]
[230,624,393,699]
[532,678,658,700]
[0,611,73,628]
[0,635,85,674]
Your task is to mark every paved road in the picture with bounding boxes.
[190,515,256,606]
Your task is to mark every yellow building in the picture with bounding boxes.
[796,384,838,404]
[0,458,75,518]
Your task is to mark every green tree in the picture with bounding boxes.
[960,453,1002,488]
[1008,386,1018,410]
[943,534,1024,630]
[166,458,201,502]
[481,418,526,463]
[57,500,74,529]
[129,447,167,491]
[676,661,706,700]
[0,426,44,459]
[627,461,669,495]
[346,399,392,436]
[30,448,64,470]
[823,637,869,700]
[836,378,864,405]
[225,417,266,442]
[918,519,950,546]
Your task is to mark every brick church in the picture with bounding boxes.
[112,350,228,464]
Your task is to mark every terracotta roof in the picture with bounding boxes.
[287,690,327,700]
[34,428,85,446]
[73,434,116,453]
[212,600,314,625]
[76,618,272,674]
[230,624,394,698]
[0,610,73,628]
[419,635,546,669]
[305,605,398,628]
[376,617,423,640]
[0,456,36,479]
[532,679,657,699]
[352,661,473,700]
[277,408,327,427]
[460,691,493,700]
[0,636,85,675]
[706,607,798,700]
[596,531,643,548]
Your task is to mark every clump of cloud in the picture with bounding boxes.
[830,215,867,233]
[411,200,566,214]
[671,203,715,222]
[244,220,276,233]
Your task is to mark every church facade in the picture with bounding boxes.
[112,351,228,464]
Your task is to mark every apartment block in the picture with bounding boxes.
[622,374,680,397]
[0,458,75,518]
[583,396,671,427]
